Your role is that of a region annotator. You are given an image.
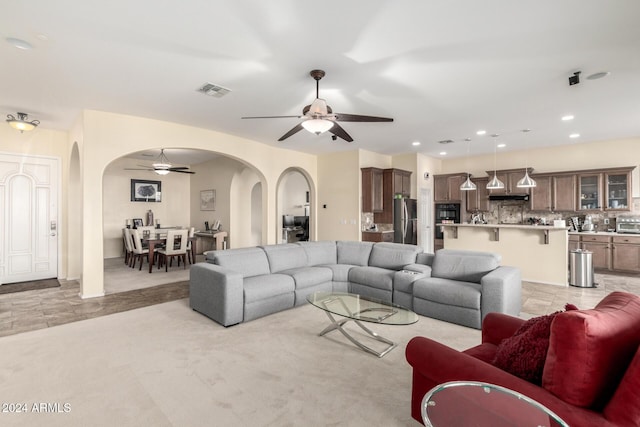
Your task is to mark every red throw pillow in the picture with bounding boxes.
[493,304,578,384]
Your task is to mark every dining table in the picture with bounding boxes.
[142,232,197,273]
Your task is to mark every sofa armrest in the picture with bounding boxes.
[480,266,522,320]
[402,263,432,275]
[190,263,244,327]
[481,312,525,345]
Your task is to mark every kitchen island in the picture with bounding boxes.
[438,223,568,286]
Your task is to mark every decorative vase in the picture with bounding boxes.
[146,209,154,226]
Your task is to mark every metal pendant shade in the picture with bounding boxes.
[460,176,477,191]
[516,169,537,188]
[486,173,505,189]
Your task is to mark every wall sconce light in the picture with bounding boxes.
[6,112,40,133]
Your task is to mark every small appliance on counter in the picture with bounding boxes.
[617,216,640,234]
[581,215,595,233]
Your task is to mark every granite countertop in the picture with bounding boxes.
[362,229,394,233]
[437,223,568,230]
[568,231,624,236]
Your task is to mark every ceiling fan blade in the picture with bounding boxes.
[278,123,305,141]
[334,113,394,123]
[171,169,195,174]
[242,115,301,119]
[329,122,354,142]
[168,166,189,170]
[125,167,153,171]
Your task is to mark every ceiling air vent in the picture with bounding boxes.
[438,139,454,144]
[197,82,231,98]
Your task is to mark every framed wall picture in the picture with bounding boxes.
[200,189,216,211]
[131,179,162,202]
[132,218,144,228]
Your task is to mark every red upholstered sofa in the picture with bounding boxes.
[406,291,640,427]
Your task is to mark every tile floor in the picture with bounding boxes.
[1,264,639,338]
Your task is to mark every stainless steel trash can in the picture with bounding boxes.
[569,249,596,288]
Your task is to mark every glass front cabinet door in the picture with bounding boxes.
[606,171,631,211]
[578,174,602,211]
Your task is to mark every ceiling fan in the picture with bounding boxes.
[125,149,195,175]
[242,69,393,142]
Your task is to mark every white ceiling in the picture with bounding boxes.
[2,0,640,163]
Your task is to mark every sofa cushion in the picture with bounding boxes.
[348,266,395,291]
[542,292,640,409]
[295,241,337,266]
[337,241,374,266]
[243,274,295,304]
[260,244,308,273]
[208,247,270,278]
[413,277,481,310]
[368,242,422,270]
[431,249,500,283]
[493,311,562,384]
[280,266,333,290]
[319,264,354,283]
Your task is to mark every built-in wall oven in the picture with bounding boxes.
[434,203,461,239]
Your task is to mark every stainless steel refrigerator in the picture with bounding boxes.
[394,197,418,245]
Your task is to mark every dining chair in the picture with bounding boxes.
[123,228,134,267]
[136,226,156,247]
[156,229,189,271]
[130,229,155,270]
[186,226,196,264]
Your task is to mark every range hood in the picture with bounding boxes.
[489,194,530,201]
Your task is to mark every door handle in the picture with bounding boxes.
[50,233,57,236]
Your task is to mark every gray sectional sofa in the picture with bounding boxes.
[189,242,521,329]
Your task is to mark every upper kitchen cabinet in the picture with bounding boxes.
[529,174,576,212]
[605,169,632,211]
[434,173,467,202]
[388,168,412,198]
[578,173,602,211]
[485,168,532,195]
[466,177,489,212]
[361,167,384,213]
[374,168,412,224]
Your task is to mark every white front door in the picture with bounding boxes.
[0,153,59,284]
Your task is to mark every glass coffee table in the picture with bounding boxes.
[307,291,418,358]
[422,381,569,427]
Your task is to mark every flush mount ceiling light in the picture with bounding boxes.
[6,112,40,133]
[561,115,574,121]
[486,134,505,190]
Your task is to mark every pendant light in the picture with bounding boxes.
[516,129,537,188]
[460,138,477,191]
[486,134,505,189]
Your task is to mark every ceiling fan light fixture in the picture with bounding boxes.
[154,169,170,176]
[302,119,334,135]
[7,112,40,133]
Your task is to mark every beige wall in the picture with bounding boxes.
[80,110,317,297]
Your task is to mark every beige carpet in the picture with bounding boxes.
[0,299,481,427]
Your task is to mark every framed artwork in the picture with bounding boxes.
[200,189,216,211]
[131,179,162,202]
[132,218,144,228]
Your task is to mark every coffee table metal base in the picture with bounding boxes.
[317,308,397,358]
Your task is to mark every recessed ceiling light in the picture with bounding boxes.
[570,133,580,138]
[497,143,506,148]
[587,71,610,80]
[476,130,486,135]
[439,151,447,156]
[6,37,32,50]
[464,138,472,141]
[412,141,421,146]
[562,115,574,121]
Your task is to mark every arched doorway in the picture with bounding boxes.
[276,168,314,244]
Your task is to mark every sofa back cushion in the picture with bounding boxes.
[208,247,270,278]
[431,249,501,283]
[542,292,640,409]
[260,244,308,273]
[295,241,337,266]
[336,241,374,266]
[368,242,422,270]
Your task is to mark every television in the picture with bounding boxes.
[283,215,295,227]
[294,216,308,227]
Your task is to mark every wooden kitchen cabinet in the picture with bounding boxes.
[373,168,412,224]
[605,170,632,211]
[529,175,552,211]
[612,235,640,272]
[466,177,489,212]
[580,234,611,270]
[361,167,384,213]
[553,174,577,211]
[578,173,602,211]
[434,173,466,202]
[568,234,581,252]
[362,231,394,243]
